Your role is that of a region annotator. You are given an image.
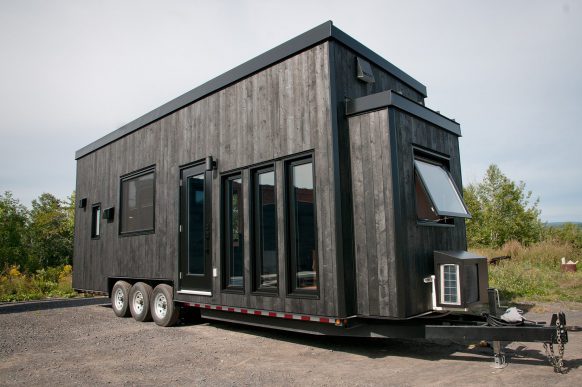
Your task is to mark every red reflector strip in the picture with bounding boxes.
[181,301,336,324]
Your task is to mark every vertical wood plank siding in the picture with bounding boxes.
[391,109,466,317]
[330,42,426,316]
[348,110,399,317]
[74,43,337,316]
[348,107,465,318]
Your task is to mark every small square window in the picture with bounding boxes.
[120,167,155,235]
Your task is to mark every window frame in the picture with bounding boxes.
[119,165,156,236]
[91,203,101,239]
[413,151,470,225]
[251,165,278,295]
[222,173,244,293]
[285,155,319,298]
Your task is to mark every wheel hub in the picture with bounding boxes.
[155,293,167,318]
[114,288,125,310]
[133,291,144,313]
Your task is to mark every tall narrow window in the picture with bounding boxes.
[253,167,277,292]
[223,174,243,290]
[120,167,155,235]
[287,157,318,294]
[91,204,101,239]
[188,174,205,275]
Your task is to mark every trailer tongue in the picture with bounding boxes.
[424,310,568,372]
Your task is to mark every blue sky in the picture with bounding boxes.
[0,0,580,222]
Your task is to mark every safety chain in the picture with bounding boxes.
[543,314,565,373]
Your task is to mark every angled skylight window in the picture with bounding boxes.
[414,159,471,220]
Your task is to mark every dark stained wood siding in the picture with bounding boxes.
[348,107,466,318]
[74,43,337,316]
[331,42,425,105]
[390,108,466,317]
[330,41,426,316]
[348,110,399,317]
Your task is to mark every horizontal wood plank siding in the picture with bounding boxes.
[74,43,337,316]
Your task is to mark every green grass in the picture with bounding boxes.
[471,240,582,304]
[0,265,76,302]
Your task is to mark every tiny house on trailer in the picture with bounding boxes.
[74,22,568,369]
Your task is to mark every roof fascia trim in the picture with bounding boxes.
[346,90,461,136]
[76,21,428,159]
[75,21,333,159]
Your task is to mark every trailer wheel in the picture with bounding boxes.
[151,284,179,327]
[129,282,153,322]
[111,280,132,317]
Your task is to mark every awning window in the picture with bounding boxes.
[414,159,471,219]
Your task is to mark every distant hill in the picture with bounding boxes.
[545,222,582,228]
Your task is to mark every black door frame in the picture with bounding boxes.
[178,163,213,295]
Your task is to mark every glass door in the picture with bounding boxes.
[179,164,212,293]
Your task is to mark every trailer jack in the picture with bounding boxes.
[491,341,507,369]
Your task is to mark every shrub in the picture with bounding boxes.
[464,165,542,248]
[471,239,582,303]
[0,265,76,302]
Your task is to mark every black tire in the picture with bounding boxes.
[129,282,153,322]
[111,280,132,318]
[150,284,179,327]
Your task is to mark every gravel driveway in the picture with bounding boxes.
[0,298,580,386]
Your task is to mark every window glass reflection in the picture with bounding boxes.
[289,161,317,292]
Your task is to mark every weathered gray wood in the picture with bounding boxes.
[348,115,369,316]
[392,110,466,317]
[377,109,398,317]
[74,43,336,317]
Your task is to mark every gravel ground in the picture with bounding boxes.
[0,298,580,386]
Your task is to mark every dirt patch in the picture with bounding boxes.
[0,299,580,385]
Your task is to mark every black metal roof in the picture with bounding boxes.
[76,21,427,159]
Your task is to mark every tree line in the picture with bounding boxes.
[1,164,580,273]
[463,164,581,249]
[0,191,74,272]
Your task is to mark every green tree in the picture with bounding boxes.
[0,191,29,269]
[544,223,582,250]
[28,193,74,269]
[464,164,542,248]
